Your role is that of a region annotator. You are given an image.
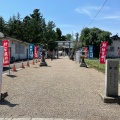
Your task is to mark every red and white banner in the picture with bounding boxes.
[2,40,10,66]
[34,46,38,58]
[99,41,108,64]
[83,47,88,58]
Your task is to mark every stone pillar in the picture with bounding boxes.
[0,47,4,100]
[57,43,59,59]
[105,60,119,97]
[69,42,70,57]
[52,49,55,58]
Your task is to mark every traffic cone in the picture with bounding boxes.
[32,59,35,65]
[27,60,30,67]
[21,61,25,68]
[12,62,17,72]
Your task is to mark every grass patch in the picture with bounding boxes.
[85,58,120,73]
[85,59,105,73]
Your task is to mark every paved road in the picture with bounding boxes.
[0,56,120,120]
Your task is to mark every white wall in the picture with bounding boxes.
[9,40,29,60]
[107,40,120,58]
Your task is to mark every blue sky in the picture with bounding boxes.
[0,0,120,37]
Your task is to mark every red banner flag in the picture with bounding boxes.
[2,40,10,66]
[83,47,88,58]
[34,46,38,58]
[99,41,108,64]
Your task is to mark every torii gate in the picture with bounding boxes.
[55,41,74,58]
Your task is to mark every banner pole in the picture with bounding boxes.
[9,47,10,75]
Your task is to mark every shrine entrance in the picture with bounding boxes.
[55,41,74,58]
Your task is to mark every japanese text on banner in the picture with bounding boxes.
[2,40,10,66]
[34,46,38,58]
[99,41,108,64]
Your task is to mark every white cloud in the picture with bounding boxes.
[75,7,92,17]
[75,5,109,17]
[100,15,120,20]
[75,5,120,21]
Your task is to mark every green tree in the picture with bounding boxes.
[5,15,17,37]
[61,35,67,41]
[66,34,72,41]
[80,27,112,57]
[75,32,79,41]
[56,28,62,41]
[29,9,44,44]
[1,9,62,50]
[46,21,57,50]
[0,17,5,32]
[5,13,23,39]
[22,15,32,42]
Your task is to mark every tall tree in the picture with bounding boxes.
[61,35,67,41]
[75,32,79,41]
[0,17,5,32]
[29,9,44,44]
[66,34,72,41]
[56,28,62,41]
[46,21,57,50]
[5,15,16,37]
[22,15,32,42]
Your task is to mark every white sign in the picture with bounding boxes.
[0,46,4,100]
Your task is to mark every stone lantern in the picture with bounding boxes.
[39,49,47,66]
[80,51,87,67]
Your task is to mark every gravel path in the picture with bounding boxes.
[0,56,120,120]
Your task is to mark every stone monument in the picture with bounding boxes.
[100,60,120,103]
[39,49,47,66]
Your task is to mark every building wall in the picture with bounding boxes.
[107,40,120,58]
[0,38,29,61]
[9,41,28,60]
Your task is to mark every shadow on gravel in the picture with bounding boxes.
[56,58,63,60]
[33,67,40,68]
[39,66,51,67]
[0,99,18,107]
[6,75,17,78]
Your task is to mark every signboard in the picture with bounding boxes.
[29,44,34,59]
[89,46,93,59]
[2,40,10,66]
[38,46,43,59]
[0,47,4,99]
[99,41,108,64]
[34,46,38,58]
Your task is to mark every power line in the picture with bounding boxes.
[88,0,107,27]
